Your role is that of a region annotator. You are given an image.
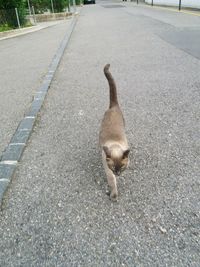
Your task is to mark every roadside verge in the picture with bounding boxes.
[0,13,79,206]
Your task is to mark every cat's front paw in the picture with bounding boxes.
[110,190,118,202]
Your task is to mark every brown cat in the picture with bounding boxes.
[99,64,130,201]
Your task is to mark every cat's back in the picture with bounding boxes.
[99,106,126,145]
[103,106,124,126]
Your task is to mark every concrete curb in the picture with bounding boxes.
[0,14,79,206]
[0,25,37,39]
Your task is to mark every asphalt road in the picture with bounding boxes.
[0,1,200,266]
[0,19,72,155]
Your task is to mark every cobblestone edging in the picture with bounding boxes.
[0,14,78,205]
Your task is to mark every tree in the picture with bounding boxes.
[25,0,69,14]
[0,0,23,9]
[53,0,68,12]
[26,0,50,14]
[0,0,26,28]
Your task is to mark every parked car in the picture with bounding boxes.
[84,0,95,4]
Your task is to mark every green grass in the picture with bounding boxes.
[0,24,12,32]
[0,22,33,32]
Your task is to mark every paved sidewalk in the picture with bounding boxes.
[0,18,73,156]
[0,20,70,41]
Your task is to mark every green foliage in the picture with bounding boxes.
[26,0,50,14]
[0,23,12,31]
[55,0,69,12]
[0,0,76,30]
[0,0,24,9]
[0,0,26,28]
[75,0,82,5]
[25,0,70,13]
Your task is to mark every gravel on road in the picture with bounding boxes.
[0,2,200,266]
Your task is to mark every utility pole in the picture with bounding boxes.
[32,6,37,24]
[73,0,76,13]
[51,0,55,13]
[15,8,21,28]
[179,0,182,10]
[27,0,31,15]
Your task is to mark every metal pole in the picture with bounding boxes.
[179,0,181,10]
[15,8,21,29]
[137,0,138,4]
[68,1,71,13]
[151,0,153,6]
[32,6,37,24]
[51,0,55,13]
[27,0,31,15]
[73,0,76,13]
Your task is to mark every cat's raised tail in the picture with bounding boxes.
[104,64,118,108]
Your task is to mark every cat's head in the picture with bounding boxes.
[103,145,130,176]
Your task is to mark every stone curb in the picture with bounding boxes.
[0,14,79,206]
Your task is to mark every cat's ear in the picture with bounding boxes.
[103,146,111,159]
[123,149,130,159]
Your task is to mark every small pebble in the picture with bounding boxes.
[159,226,167,234]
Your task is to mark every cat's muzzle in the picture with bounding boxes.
[114,170,121,176]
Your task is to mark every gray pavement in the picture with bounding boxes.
[0,1,200,266]
[0,18,72,155]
